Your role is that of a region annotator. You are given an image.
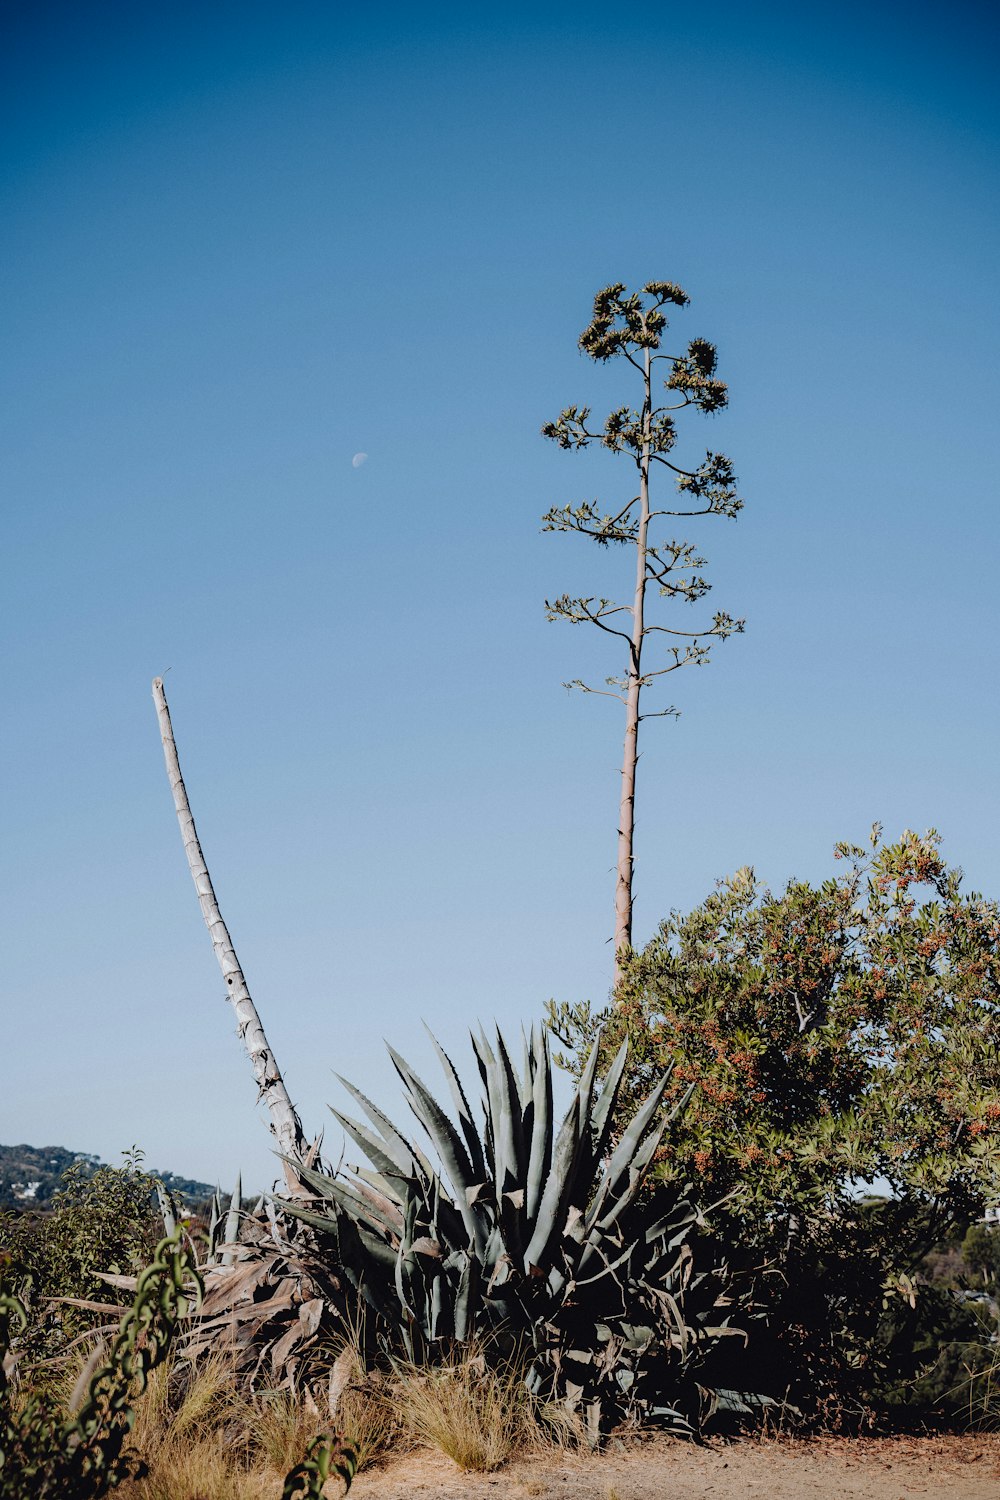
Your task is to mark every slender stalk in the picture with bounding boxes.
[544,281,744,996]
[151,676,307,1192]
[613,346,652,984]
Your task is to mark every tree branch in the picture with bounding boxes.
[648,505,715,518]
[650,455,698,475]
[564,679,628,704]
[639,660,691,679]
[642,624,716,638]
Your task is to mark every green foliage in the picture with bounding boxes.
[0,1151,161,1361]
[0,1231,202,1499]
[549,827,1000,1214]
[281,1433,356,1498]
[279,1027,751,1437]
[546,828,1000,1420]
[875,1282,994,1419]
[962,1223,1000,1288]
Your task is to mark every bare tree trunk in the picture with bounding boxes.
[152,676,307,1193]
[613,347,652,988]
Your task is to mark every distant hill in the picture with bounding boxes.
[0,1143,215,1211]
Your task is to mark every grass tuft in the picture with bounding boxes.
[125,1436,270,1500]
[238,1386,327,1477]
[395,1345,542,1472]
[329,1345,400,1471]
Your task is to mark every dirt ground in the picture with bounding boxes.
[351,1434,1000,1500]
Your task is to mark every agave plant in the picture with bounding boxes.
[279,1027,746,1436]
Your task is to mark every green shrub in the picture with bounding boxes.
[0,1150,160,1362]
[546,828,1000,1423]
[0,1231,201,1499]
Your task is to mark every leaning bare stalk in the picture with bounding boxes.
[152,676,307,1191]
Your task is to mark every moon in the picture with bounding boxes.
[351,452,368,469]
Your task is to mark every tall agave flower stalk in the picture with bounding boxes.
[152,677,308,1192]
[280,1026,746,1437]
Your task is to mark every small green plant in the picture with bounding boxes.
[281,1434,356,1498]
[0,1231,201,1499]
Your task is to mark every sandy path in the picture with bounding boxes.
[351,1435,1000,1500]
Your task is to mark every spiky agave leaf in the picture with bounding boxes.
[385,1044,485,1253]
[221,1173,242,1267]
[424,1024,488,1184]
[524,1028,554,1222]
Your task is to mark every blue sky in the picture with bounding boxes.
[3,1,998,1189]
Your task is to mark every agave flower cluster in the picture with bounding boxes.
[281,1028,745,1436]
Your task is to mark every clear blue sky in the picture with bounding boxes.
[3,1,998,1190]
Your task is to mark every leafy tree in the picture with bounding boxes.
[0,1150,160,1360]
[546,827,1000,1418]
[962,1222,1000,1287]
[542,281,744,982]
[548,827,1000,1214]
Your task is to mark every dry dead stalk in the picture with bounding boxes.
[152,676,307,1192]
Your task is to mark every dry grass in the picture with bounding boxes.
[15,1335,573,1494]
[123,1343,397,1494]
[328,1347,400,1471]
[127,1438,272,1500]
[134,1352,241,1451]
[113,1353,261,1500]
[394,1345,547,1472]
[12,1334,1000,1498]
[238,1385,327,1477]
